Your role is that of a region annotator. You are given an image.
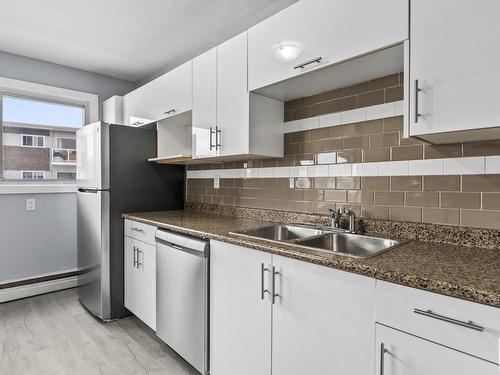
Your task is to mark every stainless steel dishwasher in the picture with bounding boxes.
[155,229,209,375]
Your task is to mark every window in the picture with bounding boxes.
[57,172,77,180]
[22,171,45,180]
[1,94,85,181]
[21,134,45,147]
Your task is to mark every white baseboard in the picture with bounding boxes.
[0,275,78,303]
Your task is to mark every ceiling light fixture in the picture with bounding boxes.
[274,43,302,62]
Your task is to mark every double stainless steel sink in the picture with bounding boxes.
[230,224,404,258]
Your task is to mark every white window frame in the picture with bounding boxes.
[0,76,98,194]
[21,134,45,148]
[22,171,45,180]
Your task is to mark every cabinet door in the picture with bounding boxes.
[210,240,272,375]
[375,324,499,375]
[409,0,500,138]
[272,255,376,375]
[124,236,139,315]
[217,32,249,156]
[192,48,218,158]
[137,241,156,330]
[154,61,192,120]
[122,82,157,126]
[248,0,408,91]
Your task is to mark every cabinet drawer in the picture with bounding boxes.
[124,219,156,245]
[376,281,500,364]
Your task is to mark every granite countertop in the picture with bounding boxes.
[122,210,500,308]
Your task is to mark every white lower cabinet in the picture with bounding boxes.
[375,324,499,375]
[210,240,272,375]
[124,235,156,330]
[272,255,375,375]
[210,240,375,375]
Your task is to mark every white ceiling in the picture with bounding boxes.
[0,0,297,83]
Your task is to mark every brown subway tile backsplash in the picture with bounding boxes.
[461,210,500,230]
[369,132,400,148]
[482,193,500,210]
[441,192,481,209]
[389,206,422,223]
[424,176,461,191]
[361,205,389,220]
[343,81,370,96]
[384,85,404,102]
[375,191,404,206]
[363,147,390,162]
[356,90,385,108]
[463,140,500,156]
[362,176,390,190]
[391,176,422,191]
[422,208,460,226]
[424,144,462,159]
[405,192,440,207]
[336,177,361,190]
[369,73,399,91]
[391,144,424,161]
[462,175,500,192]
[187,72,500,230]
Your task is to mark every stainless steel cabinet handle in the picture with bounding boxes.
[413,308,484,332]
[133,246,138,268]
[294,56,322,70]
[209,126,215,151]
[260,263,270,300]
[380,342,388,375]
[164,109,176,115]
[131,227,144,233]
[414,79,421,123]
[136,249,143,268]
[271,266,280,304]
[215,126,221,150]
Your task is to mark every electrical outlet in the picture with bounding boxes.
[26,198,36,212]
[214,175,220,189]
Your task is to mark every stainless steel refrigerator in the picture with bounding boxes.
[76,121,183,321]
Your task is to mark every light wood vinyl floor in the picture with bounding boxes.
[0,288,199,375]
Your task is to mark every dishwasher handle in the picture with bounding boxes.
[156,229,209,258]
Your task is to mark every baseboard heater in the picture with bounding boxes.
[0,270,79,303]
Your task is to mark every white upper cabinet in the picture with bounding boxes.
[217,32,251,157]
[122,81,157,126]
[409,0,500,143]
[192,48,218,158]
[102,95,123,124]
[248,0,408,91]
[121,61,192,127]
[154,60,192,120]
[192,31,284,160]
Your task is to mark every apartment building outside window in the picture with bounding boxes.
[21,134,45,147]
[22,171,45,180]
[1,94,85,181]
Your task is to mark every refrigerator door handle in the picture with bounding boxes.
[78,188,110,193]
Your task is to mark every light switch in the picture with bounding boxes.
[26,198,36,212]
[214,175,220,189]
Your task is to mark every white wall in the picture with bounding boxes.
[0,193,76,283]
[0,52,135,283]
